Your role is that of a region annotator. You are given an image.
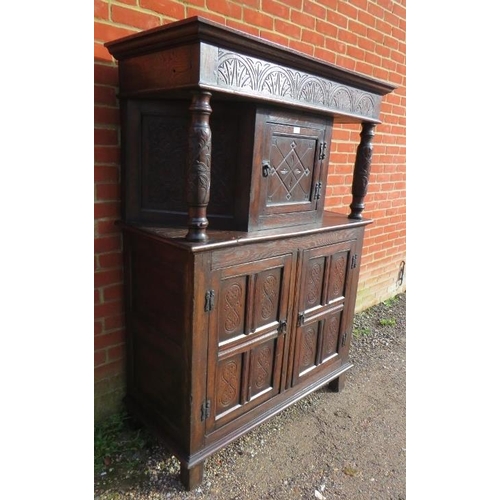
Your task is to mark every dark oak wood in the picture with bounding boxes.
[186,91,212,241]
[349,122,376,220]
[105,16,395,491]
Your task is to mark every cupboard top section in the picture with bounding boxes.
[104,16,396,123]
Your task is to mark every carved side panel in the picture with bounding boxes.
[248,338,276,400]
[215,355,243,417]
[141,114,188,212]
[218,276,247,344]
[299,322,319,375]
[329,251,349,301]
[304,257,326,310]
[321,312,341,362]
[253,267,282,330]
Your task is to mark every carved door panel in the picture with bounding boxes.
[205,253,293,433]
[291,240,357,386]
[257,112,328,215]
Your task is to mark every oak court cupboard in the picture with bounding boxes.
[104,16,396,490]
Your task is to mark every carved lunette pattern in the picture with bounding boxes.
[261,275,278,320]
[219,360,238,407]
[217,49,379,119]
[254,346,272,389]
[324,315,339,356]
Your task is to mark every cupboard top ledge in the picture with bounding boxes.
[120,211,373,252]
[104,16,396,123]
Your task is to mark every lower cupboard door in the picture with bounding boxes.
[205,254,293,434]
[293,308,344,385]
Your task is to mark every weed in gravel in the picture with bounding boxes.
[379,318,396,326]
[94,411,149,474]
[353,326,371,338]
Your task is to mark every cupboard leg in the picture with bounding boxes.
[180,461,204,491]
[329,372,347,393]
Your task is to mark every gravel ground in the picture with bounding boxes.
[95,291,406,500]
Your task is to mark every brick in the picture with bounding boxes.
[103,284,124,301]
[94,85,118,107]
[94,201,120,219]
[95,146,120,164]
[348,19,367,37]
[94,21,136,43]
[96,220,121,238]
[243,8,274,30]
[139,0,185,19]
[375,18,392,36]
[95,320,103,335]
[94,42,114,63]
[104,314,125,331]
[94,165,119,183]
[95,349,107,367]
[95,329,125,351]
[96,182,120,201]
[337,29,357,45]
[260,31,290,48]
[275,19,301,39]
[290,10,316,30]
[94,268,123,288]
[325,38,346,54]
[111,5,161,30]
[237,0,260,7]
[185,8,226,24]
[95,235,122,254]
[314,47,335,63]
[107,344,125,362]
[303,0,326,18]
[94,128,118,146]
[346,45,364,60]
[262,0,290,18]
[95,288,101,305]
[225,20,260,36]
[316,19,338,39]
[289,40,314,56]
[301,29,325,47]
[94,105,120,127]
[94,64,118,87]
[326,10,348,29]
[95,299,124,320]
[94,358,125,380]
[337,1,358,19]
[206,0,242,19]
[94,0,109,21]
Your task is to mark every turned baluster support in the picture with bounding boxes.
[348,122,376,220]
[185,91,213,242]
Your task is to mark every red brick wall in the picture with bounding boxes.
[94,0,406,419]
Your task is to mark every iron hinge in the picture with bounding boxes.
[313,181,322,200]
[204,290,215,312]
[351,254,358,269]
[201,399,211,421]
[341,331,348,347]
[318,141,327,160]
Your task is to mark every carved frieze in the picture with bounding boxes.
[216,49,381,120]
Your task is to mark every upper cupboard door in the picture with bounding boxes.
[252,109,331,230]
[205,253,294,434]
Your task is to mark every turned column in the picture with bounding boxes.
[348,122,376,220]
[185,91,212,242]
